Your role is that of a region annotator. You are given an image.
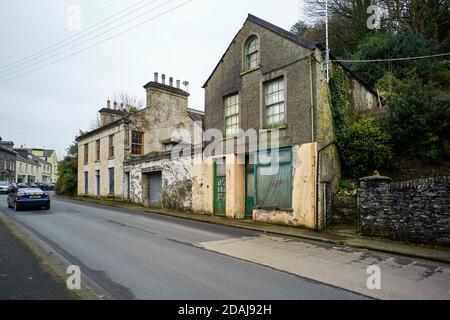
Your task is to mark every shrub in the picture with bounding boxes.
[340,117,392,178]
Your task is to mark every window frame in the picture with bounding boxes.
[223,93,240,138]
[131,131,144,156]
[84,171,89,195]
[109,167,115,195]
[254,147,293,210]
[84,144,89,164]
[95,140,101,162]
[244,35,260,72]
[263,77,286,129]
[109,135,115,158]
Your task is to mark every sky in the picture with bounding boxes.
[0,0,307,158]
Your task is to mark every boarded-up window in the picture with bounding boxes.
[109,135,115,158]
[131,132,143,155]
[109,168,115,195]
[256,148,292,209]
[84,172,88,194]
[84,144,89,164]
[96,140,100,161]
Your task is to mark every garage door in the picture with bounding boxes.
[149,171,163,207]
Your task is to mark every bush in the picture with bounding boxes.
[340,117,392,178]
[381,75,450,162]
[330,67,392,178]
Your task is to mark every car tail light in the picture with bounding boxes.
[43,194,49,199]
[17,195,24,200]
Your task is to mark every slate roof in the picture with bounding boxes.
[203,14,318,88]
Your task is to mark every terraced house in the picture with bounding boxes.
[200,15,380,229]
[76,74,203,201]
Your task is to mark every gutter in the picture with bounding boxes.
[315,141,336,231]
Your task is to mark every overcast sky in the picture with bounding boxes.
[0,0,307,158]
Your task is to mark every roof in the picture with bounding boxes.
[0,145,16,156]
[247,14,316,49]
[31,155,51,166]
[16,154,37,166]
[76,118,125,142]
[187,108,204,122]
[28,149,56,158]
[203,14,318,88]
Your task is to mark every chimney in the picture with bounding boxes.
[169,77,174,86]
[107,100,111,108]
[113,101,118,110]
[154,72,159,83]
[162,74,166,85]
[176,80,181,89]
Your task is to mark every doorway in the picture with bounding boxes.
[214,160,226,216]
[149,171,163,207]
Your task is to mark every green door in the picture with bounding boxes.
[214,161,226,216]
[245,170,255,217]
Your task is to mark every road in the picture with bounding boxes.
[1,194,449,300]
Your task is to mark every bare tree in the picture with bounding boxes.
[113,92,144,113]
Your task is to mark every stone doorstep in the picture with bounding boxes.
[58,195,450,265]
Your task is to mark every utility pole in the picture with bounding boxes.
[325,0,330,83]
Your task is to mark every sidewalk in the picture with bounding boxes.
[0,218,75,300]
[62,196,450,265]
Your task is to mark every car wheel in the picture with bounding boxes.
[14,202,20,212]
[44,205,50,210]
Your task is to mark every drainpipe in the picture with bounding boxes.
[309,57,315,142]
[315,141,335,231]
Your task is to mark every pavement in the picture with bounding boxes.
[0,194,367,300]
[0,216,74,300]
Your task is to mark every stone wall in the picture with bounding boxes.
[359,173,450,246]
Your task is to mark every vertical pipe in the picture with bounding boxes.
[325,0,330,83]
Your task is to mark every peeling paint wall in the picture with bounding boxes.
[253,143,317,228]
[127,155,204,212]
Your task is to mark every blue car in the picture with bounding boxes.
[7,188,51,211]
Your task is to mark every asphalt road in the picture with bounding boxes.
[0,194,366,300]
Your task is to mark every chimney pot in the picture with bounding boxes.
[169,77,174,86]
[107,100,111,108]
[154,72,159,83]
[162,74,166,85]
[176,80,181,89]
[113,101,118,110]
[120,103,124,110]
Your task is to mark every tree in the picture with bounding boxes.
[349,30,433,87]
[290,20,311,36]
[381,74,450,161]
[113,92,144,112]
[56,141,78,196]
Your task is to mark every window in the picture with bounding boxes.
[96,140,100,161]
[255,148,292,209]
[109,168,115,195]
[131,132,143,156]
[224,94,240,137]
[244,35,259,71]
[84,172,89,194]
[84,144,89,164]
[109,135,115,158]
[264,78,285,128]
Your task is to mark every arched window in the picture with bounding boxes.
[244,35,259,71]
